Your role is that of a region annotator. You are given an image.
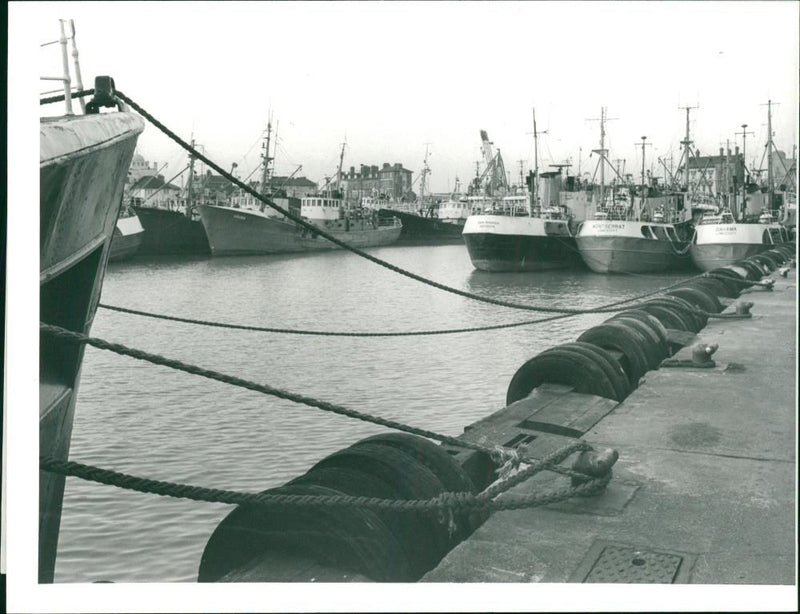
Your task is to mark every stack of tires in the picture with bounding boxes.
[505,250,795,407]
[198,432,482,582]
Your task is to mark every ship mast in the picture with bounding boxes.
[530,108,540,214]
[637,135,651,218]
[767,100,774,203]
[336,140,346,193]
[419,144,431,204]
[588,106,618,206]
[736,123,754,219]
[186,136,196,217]
[259,116,274,198]
[679,104,697,192]
[758,100,793,212]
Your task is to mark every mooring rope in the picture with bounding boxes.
[95,271,714,336]
[40,321,586,479]
[98,303,580,337]
[39,88,95,106]
[40,440,607,512]
[112,89,719,316]
[97,266,769,334]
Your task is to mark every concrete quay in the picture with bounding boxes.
[424,269,796,586]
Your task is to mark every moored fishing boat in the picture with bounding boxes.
[129,143,211,255]
[781,191,796,239]
[39,21,145,583]
[198,140,402,255]
[437,187,472,226]
[689,207,789,270]
[131,204,211,255]
[576,134,693,273]
[462,197,579,272]
[108,205,145,261]
[690,101,793,270]
[462,117,582,272]
[374,204,464,244]
[576,208,692,273]
[367,147,465,244]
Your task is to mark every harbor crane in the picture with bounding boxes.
[475,130,508,196]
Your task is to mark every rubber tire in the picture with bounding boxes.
[667,286,723,314]
[310,443,452,571]
[577,323,651,388]
[609,309,670,362]
[198,483,413,582]
[668,293,710,328]
[545,342,631,402]
[350,433,484,539]
[354,433,477,494]
[662,294,709,329]
[751,254,777,271]
[288,465,436,578]
[640,297,704,332]
[638,302,695,332]
[506,347,620,406]
[762,252,783,268]
[763,249,786,265]
[683,277,738,300]
[738,259,766,280]
[606,315,667,370]
[707,267,750,292]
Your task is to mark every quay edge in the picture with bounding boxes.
[423,269,797,584]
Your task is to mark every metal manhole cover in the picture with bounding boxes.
[583,545,683,583]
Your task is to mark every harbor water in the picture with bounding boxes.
[56,244,697,582]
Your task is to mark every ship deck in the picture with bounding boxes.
[423,269,797,589]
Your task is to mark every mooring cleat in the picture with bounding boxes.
[692,343,718,364]
[660,342,719,369]
[570,448,619,492]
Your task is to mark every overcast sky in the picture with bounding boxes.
[20,0,800,193]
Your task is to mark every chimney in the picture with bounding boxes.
[719,147,724,157]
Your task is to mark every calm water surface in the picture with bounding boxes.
[56,244,691,582]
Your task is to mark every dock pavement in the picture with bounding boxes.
[423,268,796,585]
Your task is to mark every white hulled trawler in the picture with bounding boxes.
[576,116,692,273]
[690,101,792,270]
[462,118,583,272]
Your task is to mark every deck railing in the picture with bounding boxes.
[40,19,86,114]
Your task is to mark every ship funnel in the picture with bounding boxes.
[538,171,562,208]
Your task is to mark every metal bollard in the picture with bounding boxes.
[570,448,619,493]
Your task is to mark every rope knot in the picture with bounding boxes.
[490,446,522,480]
